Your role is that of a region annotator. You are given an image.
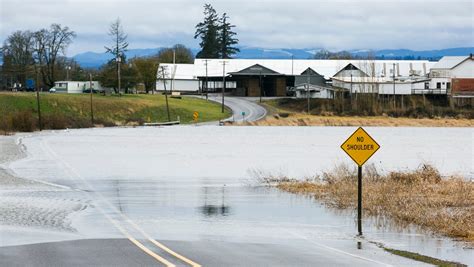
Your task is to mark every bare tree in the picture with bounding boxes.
[33,24,76,88]
[1,31,35,87]
[105,18,129,94]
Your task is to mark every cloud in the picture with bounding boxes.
[1,0,472,56]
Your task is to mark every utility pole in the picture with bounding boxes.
[35,67,42,131]
[171,49,176,93]
[350,73,353,109]
[204,59,209,100]
[221,61,227,113]
[117,55,122,96]
[66,66,71,81]
[393,63,396,108]
[161,66,171,122]
[291,55,294,75]
[89,73,94,125]
[259,69,262,103]
[307,69,311,114]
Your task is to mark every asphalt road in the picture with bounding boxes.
[193,94,267,124]
[1,127,471,266]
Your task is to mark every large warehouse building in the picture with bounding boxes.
[156,55,473,98]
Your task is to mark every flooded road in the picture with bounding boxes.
[1,126,473,266]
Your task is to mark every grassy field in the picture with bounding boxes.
[255,164,474,243]
[0,92,231,133]
[250,96,474,127]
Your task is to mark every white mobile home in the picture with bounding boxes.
[52,81,103,93]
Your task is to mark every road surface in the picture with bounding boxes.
[1,127,472,266]
[193,94,267,124]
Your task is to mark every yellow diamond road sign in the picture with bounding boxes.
[341,127,380,167]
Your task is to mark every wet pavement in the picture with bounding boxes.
[1,126,473,266]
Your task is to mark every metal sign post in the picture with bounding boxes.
[340,127,380,236]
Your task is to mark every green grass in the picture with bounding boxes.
[383,247,467,267]
[0,92,231,132]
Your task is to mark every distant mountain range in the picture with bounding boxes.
[69,46,472,68]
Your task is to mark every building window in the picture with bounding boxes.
[424,82,429,89]
[436,82,441,89]
[447,82,451,89]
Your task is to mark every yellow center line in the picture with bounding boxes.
[128,237,176,267]
[80,188,176,267]
[38,138,199,267]
[124,217,202,267]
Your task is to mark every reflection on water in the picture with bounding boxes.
[199,186,232,217]
[199,205,231,217]
[80,178,472,265]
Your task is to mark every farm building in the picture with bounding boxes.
[228,64,286,97]
[428,54,474,97]
[155,58,438,97]
[294,68,334,99]
[156,64,200,92]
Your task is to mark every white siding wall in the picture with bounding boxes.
[378,83,412,95]
[156,80,199,92]
[295,89,333,99]
[429,78,450,90]
[451,60,474,78]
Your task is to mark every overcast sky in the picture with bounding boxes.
[1,0,473,56]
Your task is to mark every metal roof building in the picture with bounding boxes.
[156,59,437,96]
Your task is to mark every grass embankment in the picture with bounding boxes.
[247,113,474,127]
[0,92,230,133]
[263,164,474,243]
[250,97,473,127]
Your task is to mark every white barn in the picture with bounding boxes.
[427,55,474,96]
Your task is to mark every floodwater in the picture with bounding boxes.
[3,126,474,265]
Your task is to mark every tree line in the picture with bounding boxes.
[0,3,239,93]
[1,24,76,89]
[0,24,195,94]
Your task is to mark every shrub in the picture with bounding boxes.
[43,114,68,129]
[11,110,36,132]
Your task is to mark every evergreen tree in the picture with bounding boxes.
[194,4,220,58]
[218,13,239,59]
